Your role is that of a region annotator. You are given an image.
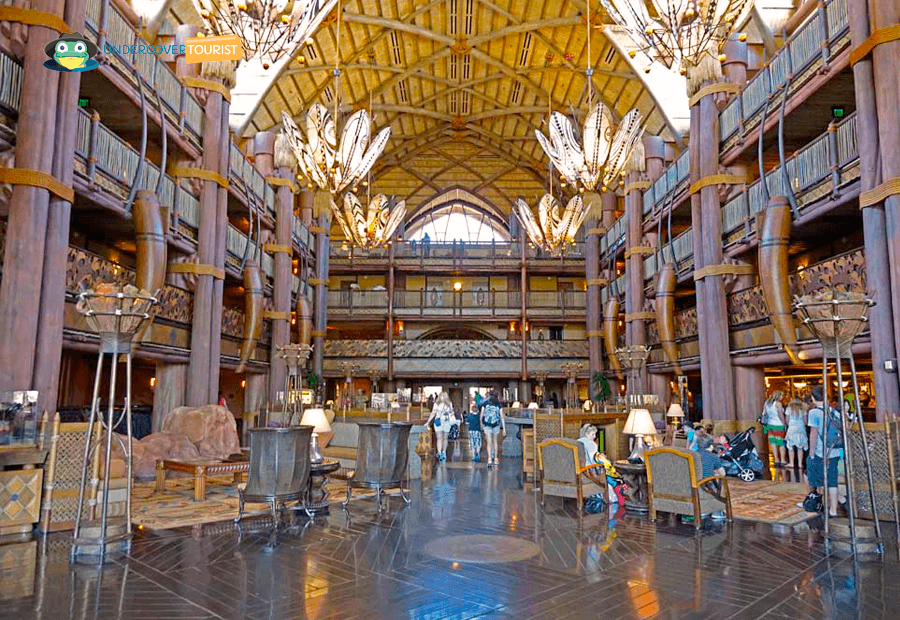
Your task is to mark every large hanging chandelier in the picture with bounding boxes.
[195,0,338,67]
[515,194,588,255]
[535,103,643,193]
[332,192,406,249]
[281,105,391,195]
[597,0,751,73]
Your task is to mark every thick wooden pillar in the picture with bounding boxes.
[31,0,88,412]
[243,373,266,441]
[520,232,528,387]
[311,192,330,382]
[649,373,672,413]
[152,363,187,432]
[0,0,65,391]
[585,215,603,384]
[387,240,396,382]
[733,365,766,422]
[861,0,900,417]
[691,75,737,421]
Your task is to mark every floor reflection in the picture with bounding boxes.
[0,460,897,619]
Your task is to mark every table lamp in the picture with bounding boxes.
[300,408,332,463]
[666,403,685,426]
[623,408,656,462]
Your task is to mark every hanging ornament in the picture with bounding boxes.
[515,194,589,254]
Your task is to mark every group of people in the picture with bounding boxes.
[425,391,507,466]
[763,385,852,517]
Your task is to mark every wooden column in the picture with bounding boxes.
[0,0,66,391]
[387,239,396,382]
[733,365,765,422]
[585,215,603,384]
[691,75,736,422]
[31,0,88,412]
[520,232,528,387]
[862,0,900,417]
[243,373,266,442]
[207,87,231,403]
[649,373,672,413]
[152,363,187,432]
[312,191,330,381]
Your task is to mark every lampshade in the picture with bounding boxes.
[623,408,656,436]
[666,403,685,420]
[300,408,331,434]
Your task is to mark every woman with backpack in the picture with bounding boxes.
[425,392,457,462]
[479,391,506,467]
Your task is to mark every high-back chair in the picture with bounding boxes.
[537,438,605,511]
[645,447,732,530]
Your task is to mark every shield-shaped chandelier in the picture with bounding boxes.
[597,0,751,72]
[535,104,643,193]
[515,194,588,255]
[332,192,406,249]
[195,0,338,67]
[281,106,390,195]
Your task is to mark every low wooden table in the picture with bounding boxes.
[156,456,249,501]
[614,460,649,512]
[303,459,341,513]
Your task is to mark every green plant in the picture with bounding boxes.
[592,372,611,403]
[307,373,321,389]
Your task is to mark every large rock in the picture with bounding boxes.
[161,404,240,459]
[112,432,201,479]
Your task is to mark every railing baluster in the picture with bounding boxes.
[827,120,841,197]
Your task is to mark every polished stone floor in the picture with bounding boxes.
[3,461,900,620]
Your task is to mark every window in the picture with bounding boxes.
[549,326,563,341]
[406,203,509,243]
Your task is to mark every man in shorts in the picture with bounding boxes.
[806,385,841,516]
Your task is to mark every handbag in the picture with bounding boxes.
[802,491,824,513]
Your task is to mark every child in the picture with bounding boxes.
[466,404,482,462]
[480,392,505,467]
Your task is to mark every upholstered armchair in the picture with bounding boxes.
[645,447,732,530]
[537,438,605,510]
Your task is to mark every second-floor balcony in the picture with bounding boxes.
[328,289,586,319]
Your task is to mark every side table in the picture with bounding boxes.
[305,459,340,513]
[614,460,649,512]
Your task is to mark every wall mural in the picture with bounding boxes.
[324,339,589,359]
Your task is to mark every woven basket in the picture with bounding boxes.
[793,291,872,358]
[75,283,156,337]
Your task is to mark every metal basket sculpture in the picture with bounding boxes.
[72,284,157,563]
[793,290,882,555]
[616,345,651,408]
[272,343,313,425]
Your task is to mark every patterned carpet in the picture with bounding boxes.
[728,480,817,525]
[132,476,386,530]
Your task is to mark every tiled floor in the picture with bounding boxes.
[2,461,899,619]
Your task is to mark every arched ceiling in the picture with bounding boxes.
[232,0,685,215]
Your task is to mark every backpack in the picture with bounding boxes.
[825,407,844,450]
[482,403,501,428]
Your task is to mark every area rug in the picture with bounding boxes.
[132,476,385,530]
[728,479,817,526]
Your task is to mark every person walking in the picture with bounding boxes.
[784,398,809,469]
[466,404,482,462]
[806,386,843,517]
[425,392,456,462]
[480,391,506,467]
[762,390,787,467]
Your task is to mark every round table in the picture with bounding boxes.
[306,459,340,513]
[614,460,649,512]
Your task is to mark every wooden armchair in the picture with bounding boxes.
[645,447,732,530]
[537,438,606,510]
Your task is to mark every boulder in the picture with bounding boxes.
[161,404,240,459]
[113,432,201,479]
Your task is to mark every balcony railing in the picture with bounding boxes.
[229,144,277,218]
[293,217,314,252]
[0,50,22,113]
[328,289,586,317]
[330,240,586,266]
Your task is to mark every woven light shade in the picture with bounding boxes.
[793,291,873,358]
[75,283,156,337]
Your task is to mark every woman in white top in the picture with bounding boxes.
[762,391,787,467]
[784,398,808,469]
[425,392,456,462]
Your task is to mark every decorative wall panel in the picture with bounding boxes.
[324,339,588,359]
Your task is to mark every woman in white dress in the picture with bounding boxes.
[784,398,808,469]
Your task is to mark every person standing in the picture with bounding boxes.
[806,386,842,517]
[425,392,456,462]
[784,398,809,469]
[422,232,431,258]
[466,404,482,462]
[480,391,506,467]
[762,391,787,467]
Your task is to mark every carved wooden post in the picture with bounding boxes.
[0,0,66,391]
[520,230,528,387]
[311,191,330,388]
[387,238,396,383]
[31,0,89,412]
[585,196,604,388]
[689,59,737,422]
[152,363,187,432]
[851,0,900,418]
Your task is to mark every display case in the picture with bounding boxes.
[0,391,40,447]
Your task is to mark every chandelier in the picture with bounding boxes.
[332,192,406,249]
[281,105,391,195]
[195,0,338,67]
[515,194,588,254]
[597,0,751,73]
[535,103,643,193]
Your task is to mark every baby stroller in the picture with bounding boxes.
[720,428,764,481]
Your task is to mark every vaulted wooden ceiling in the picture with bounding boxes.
[239,0,681,215]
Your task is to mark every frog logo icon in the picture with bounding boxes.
[44,33,99,72]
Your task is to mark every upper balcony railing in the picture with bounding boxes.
[642,150,691,217]
[330,240,585,268]
[293,217,314,252]
[328,288,586,318]
[229,144,277,218]
[0,50,22,113]
[84,0,203,143]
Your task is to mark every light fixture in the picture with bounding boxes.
[515,194,589,254]
[281,105,390,196]
[453,281,463,291]
[534,104,643,193]
[330,192,406,249]
[666,403,684,425]
[623,408,656,462]
[196,0,338,68]
[300,407,332,463]
[598,0,752,74]
[241,379,247,388]
[150,377,156,388]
